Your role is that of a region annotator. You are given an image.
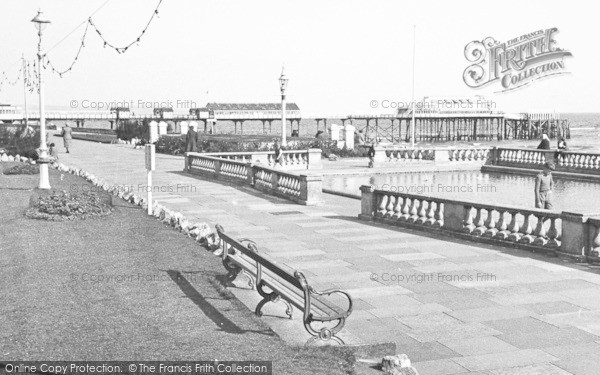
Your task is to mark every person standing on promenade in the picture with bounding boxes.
[61,123,72,153]
[48,143,58,162]
[185,124,198,152]
[537,133,551,150]
[195,124,203,152]
[557,136,568,151]
[367,143,376,168]
[535,162,555,209]
[273,138,284,167]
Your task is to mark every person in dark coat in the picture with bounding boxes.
[367,143,376,168]
[537,133,550,150]
[61,123,73,153]
[185,125,198,152]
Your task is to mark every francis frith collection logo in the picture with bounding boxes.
[463,28,572,92]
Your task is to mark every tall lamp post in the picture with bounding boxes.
[278,67,288,146]
[31,10,51,189]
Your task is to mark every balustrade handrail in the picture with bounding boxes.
[200,149,310,157]
[252,163,306,179]
[495,147,600,157]
[367,186,563,219]
[187,152,308,179]
[188,154,249,166]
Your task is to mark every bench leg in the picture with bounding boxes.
[222,258,254,289]
[304,319,346,346]
[255,281,293,319]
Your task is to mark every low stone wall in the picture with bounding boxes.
[187,149,322,171]
[359,185,600,261]
[185,153,323,205]
[371,146,491,167]
[485,147,600,178]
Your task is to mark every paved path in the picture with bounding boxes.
[59,140,600,375]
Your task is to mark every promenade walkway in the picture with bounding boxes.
[59,139,600,375]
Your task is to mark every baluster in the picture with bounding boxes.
[472,208,487,236]
[518,213,535,244]
[434,202,444,227]
[532,216,548,246]
[591,225,600,256]
[384,195,396,218]
[425,200,436,225]
[546,218,560,248]
[463,206,475,233]
[416,200,428,224]
[392,196,403,219]
[376,194,388,217]
[494,210,511,240]
[483,209,498,237]
[408,198,420,223]
[399,197,411,221]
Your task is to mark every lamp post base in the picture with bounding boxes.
[37,157,51,190]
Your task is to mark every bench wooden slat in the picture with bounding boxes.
[228,253,346,318]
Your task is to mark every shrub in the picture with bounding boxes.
[0,125,40,156]
[116,120,148,141]
[156,135,186,154]
[154,134,336,155]
[4,163,39,175]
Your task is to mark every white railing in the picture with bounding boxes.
[195,149,322,170]
[491,147,600,175]
[185,153,322,205]
[360,186,569,253]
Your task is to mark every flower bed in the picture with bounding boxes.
[26,191,113,221]
[4,163,39,175]
[49,162,219,248]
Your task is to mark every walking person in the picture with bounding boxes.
[535,162,555,209]
[185,124,198,152]
[61,123,73,153]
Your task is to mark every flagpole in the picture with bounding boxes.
[411,25,416,148]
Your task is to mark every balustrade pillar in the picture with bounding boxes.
[559,212,588,257]
[359,185,377,221]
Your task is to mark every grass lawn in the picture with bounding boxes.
[0,162,356,374]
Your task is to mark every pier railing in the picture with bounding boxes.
[489,147,600,176]
[197,149,322,170]
[359,185,600,259]
[185,153,323,205]
[374,146,491,165]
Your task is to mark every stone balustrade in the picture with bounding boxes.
[372,146,491,165]
[358,185,600,257]
[197,149,322,170]
[185,153,322,205]
[587,218,600,259]
[489,147,600,176]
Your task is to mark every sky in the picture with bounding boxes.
[0,0,597,116]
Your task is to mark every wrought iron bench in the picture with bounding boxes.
[215,225,353,345]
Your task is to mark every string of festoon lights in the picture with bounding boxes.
[0,0,164,89]
[0,58,40,94]
[44,0,164,77]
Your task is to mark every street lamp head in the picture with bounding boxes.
[31,10,51,32]
[278,67,288,92]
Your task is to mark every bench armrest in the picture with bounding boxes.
[294,271,353,323]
